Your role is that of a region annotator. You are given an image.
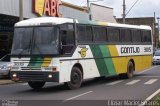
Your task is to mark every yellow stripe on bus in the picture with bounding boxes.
[97,22,108,26]
[42,58,52,67]
[108,45,121,74]
[108,45,152,74]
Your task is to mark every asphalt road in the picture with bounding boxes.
[0,66,160,106]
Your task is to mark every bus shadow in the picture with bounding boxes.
[135,73,160,77]
[134,74,147,77]
[17,75,121,94]
[15,84,69,95]
[81,75,120,88]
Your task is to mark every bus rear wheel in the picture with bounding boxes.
[66,67,82,90]
[28,81,45,90]
[126,61,134,79]
[119,61,134,79]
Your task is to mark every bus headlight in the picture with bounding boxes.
[12,73,17,77]
[48,74,53,78]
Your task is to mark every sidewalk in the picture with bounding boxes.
[0,79,15,85]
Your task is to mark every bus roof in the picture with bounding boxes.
[15,17,151,30]
[15,17,74,27]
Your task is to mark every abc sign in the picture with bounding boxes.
[33,0,62,17]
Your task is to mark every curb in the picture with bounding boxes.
[0,80,24,85]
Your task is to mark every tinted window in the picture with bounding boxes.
[11,28,33,55]
[33,27,59,55]
[107,27,120,42]
[0,35,9,41]
[78,25,92,42]
[61,31,75,45]
[121,29,132,42]
[132,30,141,42]
[60,24,75,54]
[93,27,107,42]
[142,30,151,43]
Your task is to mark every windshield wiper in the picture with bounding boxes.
[18,48,30,56]
[33,44,43,55]
[31,35,43,55]
[18,49,25,55]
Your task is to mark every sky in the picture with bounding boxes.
[62,0,160,19]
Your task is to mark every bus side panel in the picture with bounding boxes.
[109,45,152,74]
[59,44,152,83]
[108,45,125,74]
[58,45,100,82]
[137,55,152,71]
[89,45,117,77]
[79,59,101,79]
[59,60,71,83]
[77,45,100,79]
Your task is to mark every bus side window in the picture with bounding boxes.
[142,30,151,43]
[107,27,120,43]
[77,25,93,43]
[132,29,141,43]
[60,30,75,55]
[120,29,132,43]
[93,26,107,42]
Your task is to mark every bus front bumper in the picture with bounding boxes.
[10,71,59,82]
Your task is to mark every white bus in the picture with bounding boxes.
[10,17,153,90]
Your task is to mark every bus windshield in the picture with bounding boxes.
[11,26,59,55]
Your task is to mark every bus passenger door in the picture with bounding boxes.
[59,24,75,55]
[59,24,76,82]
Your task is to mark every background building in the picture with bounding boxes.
[117,17,159,48]
[90,3,117,23]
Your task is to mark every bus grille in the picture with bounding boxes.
[18,73,45,81]
[21,67,41,71]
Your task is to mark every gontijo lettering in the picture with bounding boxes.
[121,47,140,54]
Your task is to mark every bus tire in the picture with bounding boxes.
[126,61,134,79]
[66,67,82,90]
[28,81,45,90]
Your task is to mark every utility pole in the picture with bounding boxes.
[87,0,91,20]
[153,12,156,49]
[87,0,89,12]
[123,0,126,24]
[19,0,23,21]
[157,17,160,48]
[153,12,156,48]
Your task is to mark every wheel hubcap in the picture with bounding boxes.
[128,65,133,77]
[72,72,79,84]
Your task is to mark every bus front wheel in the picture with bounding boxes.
[28,81,45,90]
[66,67,82,90]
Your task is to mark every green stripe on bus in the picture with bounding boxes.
[28,57,44,67]
[90,45,109,76]
[99,45,116,75]
[90,45,117,76]
[105,46,117,75]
